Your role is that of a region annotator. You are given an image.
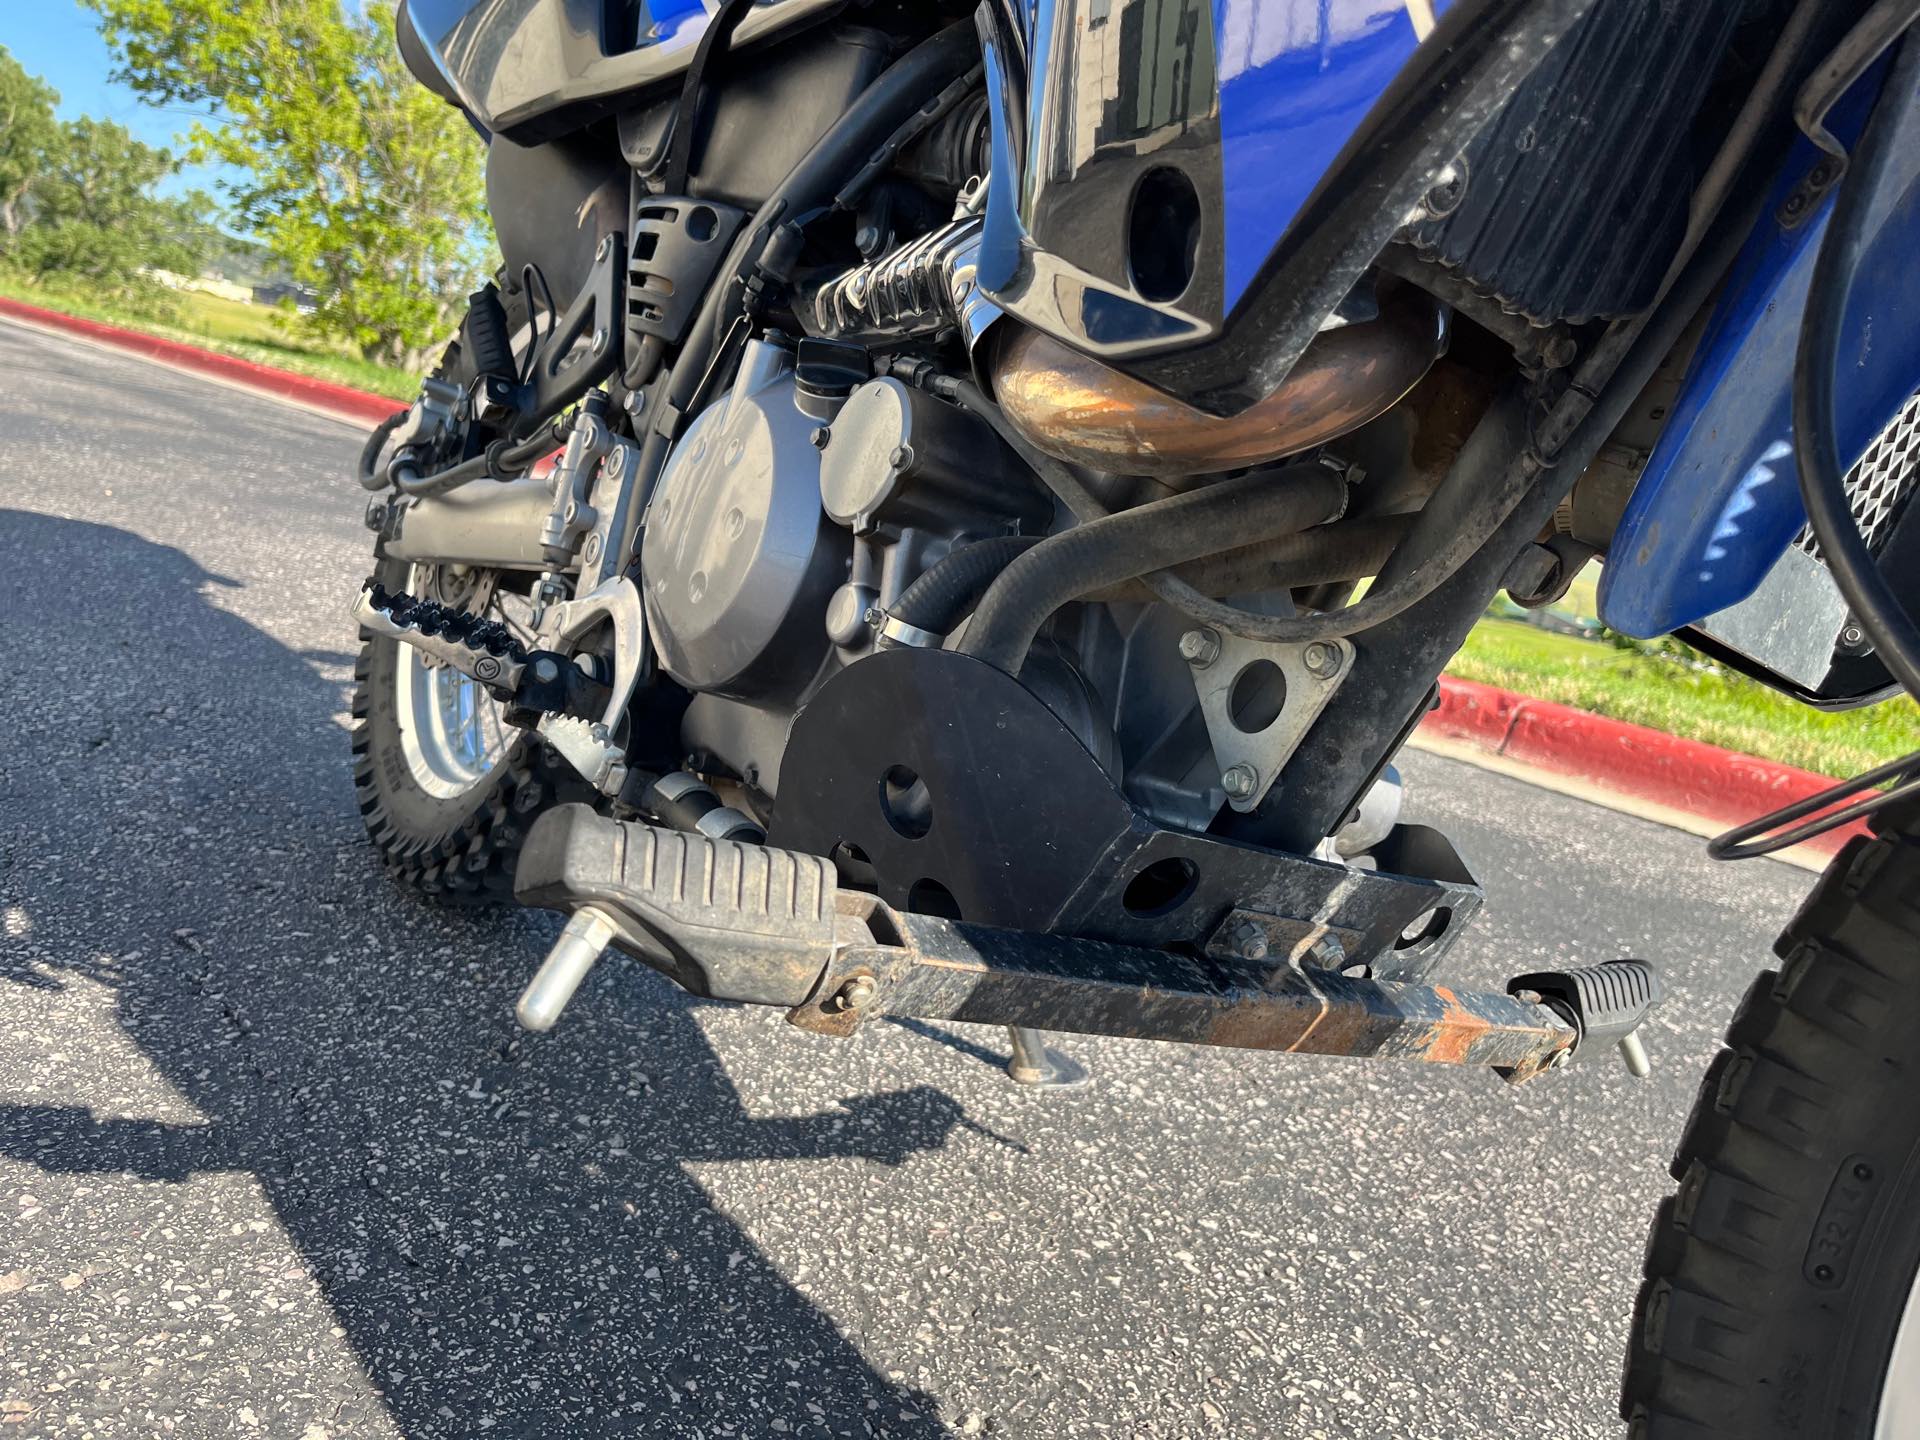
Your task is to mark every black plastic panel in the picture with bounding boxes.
[1405,0,1748,325]
[625,194,748,348]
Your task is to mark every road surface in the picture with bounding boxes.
[0,319,1816,1438]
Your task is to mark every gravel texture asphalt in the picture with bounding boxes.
[0,318,1821,1439]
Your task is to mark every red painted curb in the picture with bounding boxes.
[0,294,401,428]
[1421,676,1865,857]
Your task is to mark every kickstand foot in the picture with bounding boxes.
[1005,1026,1092,1089]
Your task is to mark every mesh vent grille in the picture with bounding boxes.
[1795,389,1920,560]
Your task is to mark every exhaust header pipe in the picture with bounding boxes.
[989,292,1446,478]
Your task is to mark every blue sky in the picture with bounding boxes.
[0,2,235,203]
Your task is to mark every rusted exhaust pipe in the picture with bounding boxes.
[989,292,1446,478]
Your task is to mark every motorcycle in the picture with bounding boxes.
[354,1,1920,1433]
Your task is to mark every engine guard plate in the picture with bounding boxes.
[769,648,1480,983]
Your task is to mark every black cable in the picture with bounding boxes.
[519,263,555,387]
[1708,751,1920,859]
[1711,24,1920,861]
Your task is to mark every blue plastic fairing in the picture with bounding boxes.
[1598,62,1920,639]
[1214,1,1454,311]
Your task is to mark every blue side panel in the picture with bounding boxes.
[1212,0,1450,311]
[1599,65,1920,638]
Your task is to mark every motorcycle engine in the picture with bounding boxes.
[639,332,1144,806]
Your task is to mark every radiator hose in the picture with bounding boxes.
[959,465,1347,674]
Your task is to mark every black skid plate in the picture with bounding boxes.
[769,648,1480,984]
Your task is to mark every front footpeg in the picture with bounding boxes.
[511,806,1577,1080]
[354,580,528,694]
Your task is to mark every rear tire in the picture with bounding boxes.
[350,556,579,903]
[1623,803,1920,1438]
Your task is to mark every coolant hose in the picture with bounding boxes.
[886,535,1044,638]
[960,465,1347,674]
[1083,513,1413,603]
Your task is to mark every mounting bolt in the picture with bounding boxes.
[1305,935,1345,970]
[1179,628,1221,668]
[592,327,609,353]
[1549,1049,1573,1070]
[1229,920,1269,962]
[597,235,614,259]
[1513,988,1544,1006]
[835,975,876,1012]
[1302,641,1342,678]
[532,656,561,684]
[889,444,915,472]
[810,426,831,449]
[1220,764,1257,799]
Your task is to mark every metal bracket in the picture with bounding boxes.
[1183,630,1354,812]
[535,574,649,771]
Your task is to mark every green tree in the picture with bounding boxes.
[13,118,218,286]
[0,46,62,240]
[85,0,490,369]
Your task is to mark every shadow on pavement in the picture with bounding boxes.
[0,512,960,1436]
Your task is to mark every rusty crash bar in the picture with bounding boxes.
[513,806,1577,1083]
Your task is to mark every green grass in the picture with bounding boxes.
[1451,618,1920,775]
[0,272,418,400]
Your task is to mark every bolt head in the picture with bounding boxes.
[532,657,561,684]
[810,426,831,450]
[838,976,876,1011]
[1549,1050,1572,1070]
[1221,764,1257,799]
[1230,920,1269,962]
[1303,641,1341,677]
[1513,988,1543,1006]
[1178,628,1221,668]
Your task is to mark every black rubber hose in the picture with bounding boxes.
[357,410,409,490]
[887,535,1044,637]
[1793,26,1920,701]
[961,465,1347,673]
[1084,513,1413,603]
[392,414,574,498]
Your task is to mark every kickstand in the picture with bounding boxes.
[1005,1026,1092,1089]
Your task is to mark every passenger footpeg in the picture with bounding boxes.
[1507,960,1663,1078]
[510,806,1579,1082]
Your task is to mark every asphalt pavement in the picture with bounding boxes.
[0,318,1819,1439]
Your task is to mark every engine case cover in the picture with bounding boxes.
[642,340,847,698]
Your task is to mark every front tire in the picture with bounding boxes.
[1624,804,1920,1437]
[350,557,576,903]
